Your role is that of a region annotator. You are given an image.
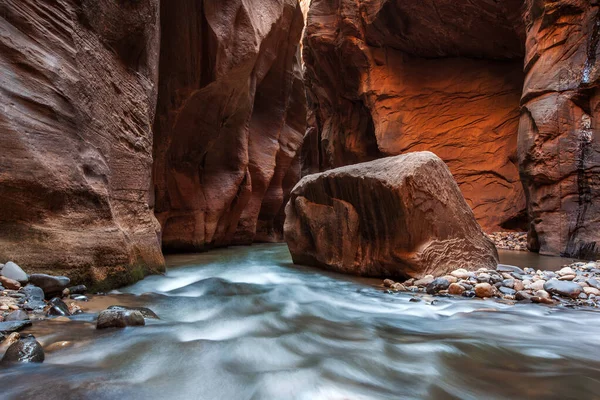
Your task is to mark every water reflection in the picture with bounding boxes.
[1,244,599,399]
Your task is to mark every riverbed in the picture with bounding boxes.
[2,244,599,399]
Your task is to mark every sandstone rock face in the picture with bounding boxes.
[0,1,164,285]
[153,0,306,252]
[519,0,600,259]
[284,152,498,279]
[302,0,527,232]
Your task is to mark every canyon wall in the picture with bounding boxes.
[153,0,306,252]
[519,0,600,258]
[302,0,528,232]
[0,0,164,287]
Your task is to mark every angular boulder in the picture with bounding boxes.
[284,152,498,279]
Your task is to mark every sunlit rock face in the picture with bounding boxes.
[284,152,499,279]
[302,0,528,232]
[0,0,165,285]
[153,0,306,252]
[519,0,600,259]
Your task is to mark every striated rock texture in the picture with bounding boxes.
[153,0,306,252]
[302,0,528,232]
[284,152,499,279]
[519,0,600,259]
[0,0,164,286]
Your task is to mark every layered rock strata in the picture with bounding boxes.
[284,152,499,279]
[0,0,164,286]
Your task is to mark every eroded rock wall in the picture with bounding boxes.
[519,0,600,258]
[0,0,164,286]
[153,0,306,252]
[302,0,528,232]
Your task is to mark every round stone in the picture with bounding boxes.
[475,283,494,298]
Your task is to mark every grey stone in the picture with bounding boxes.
[5,310,29,322]
[107,305,159,319]
[1,262,28,284]
[0,320,32,334]
[544,279,582,299]
[29,274,70,296]
[46,297,71,317]
[425,278,451,295]
[496,264,525,275]
[499,286,516,296]
[22,285,45,301]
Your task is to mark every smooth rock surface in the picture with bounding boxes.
[0,320,32,334]
[107,305,159,320]
[1,262,28,284]
[544,279,583,299]
[285,152,498,279]
[28,275,70,297]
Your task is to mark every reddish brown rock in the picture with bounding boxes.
[153,0,306,251]
[284,152,498,279]
[302,0,528,232]
[518,0,600,259]
[0,0,164,285]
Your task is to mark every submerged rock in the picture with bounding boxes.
[1,335,44,364]
[284,152,498,279]
[107,305,159,320]
[96,309,145,329]
[0,320,32,334]
[426,278,451,295]
[46,298,71,317]
[5,310,29,322]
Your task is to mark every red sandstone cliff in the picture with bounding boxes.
[519,0,600,258]
[302,0,528,232]
[153,0,306,252]
[0,0,164,286]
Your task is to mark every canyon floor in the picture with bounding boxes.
[1,244,599,400]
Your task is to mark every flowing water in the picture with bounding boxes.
[2,244,600,399]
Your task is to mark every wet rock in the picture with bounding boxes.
[426,278,451,294]
[409,297,421,302]
[499,287,516,296]
[4,332,20,347]
[28,274,70,297]
[1,262,28,284]
[5,310,29,322]
[1,335,44,364]
[450,269,472,279]
[403,278,415,287]
[515,291,532,301]
[531,296,554,305]
[68,285,87,295]
[107,305,159,320]
[587,277,600,290]
[96,309,145,329]
[534,290,551,300]
[462,290,476,298]
[558,274,576,281]
[477,273,491,283]
[475,283,494,298]
[0,320,32,334]
[71,295,89,302]
[391,283,406,291]
[23,301,45,311]
[414,276,435,287]
[496,264,525,275]
[530,280,546,291]
[45,341,73,353]
[584,287,600,296]
[513,280,524,291]
[544,279,582,299]
[46,298,71,317]
[383,279,395,288]
[22,285,45,302]
[448,283,465,295]
[558,267,575,276]
[578,293,588,300]
[502,279,515,289]
[0,276,20,290]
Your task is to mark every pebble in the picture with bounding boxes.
[0,320,32,334]
[46,297,71,317]
[584,287,600,296]
[475,283,494,298]
[499,286,516,296]
[530,280,546,291]
[477,273,491,283]
[383,279,394,288]
[414,275,434,287]
[496,264,526,275]
[450,269,471,279]
[0,276,20,290]
[5,310,29,322]
[68,285,87,295]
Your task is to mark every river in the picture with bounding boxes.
[2,244,599,399]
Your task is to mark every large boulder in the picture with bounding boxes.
[284,152,498,279]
